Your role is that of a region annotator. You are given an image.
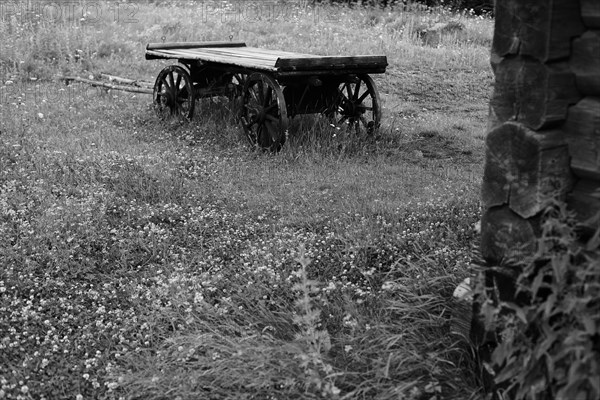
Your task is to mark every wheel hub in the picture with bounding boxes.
[341,100,363,118]
[164,89,175,107]
[256,107,267,123]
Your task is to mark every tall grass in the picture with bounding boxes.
[1,0,492,78]
[1,1,492,399]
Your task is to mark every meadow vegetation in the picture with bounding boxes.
[1,1,493,398]
[474,202,600,400]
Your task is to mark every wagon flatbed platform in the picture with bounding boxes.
[146,41,387,151]
[145,41,387,76]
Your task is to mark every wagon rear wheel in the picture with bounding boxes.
[153,65,195,120]
[329,74,381,136]
[241,73,288,152]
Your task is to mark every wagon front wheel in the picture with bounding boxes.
[153,65,195,120]
[241,73,288,152]
[329,74,381,136]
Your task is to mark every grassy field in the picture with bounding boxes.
[1,1,493,399]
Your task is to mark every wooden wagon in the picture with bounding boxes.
[145,41,387,151]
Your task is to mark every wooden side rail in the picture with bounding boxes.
[146,41,246,51]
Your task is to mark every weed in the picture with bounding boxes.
[474,201,600,399]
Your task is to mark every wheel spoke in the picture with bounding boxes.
[358,90,371,103]
[173,102,182,115]
[250,86,260,104]
[232,74,242,86]
[263,121,272,135]
[345,83,353,99]
[265,114,278,123]
[353,80,361,100]
[263,86,272,108]
[257,82,265,105]
[175,73,182,90]
[244,105,260,116]
[264,103,278,113]
[177,86,189,99]
[160,77,170,89]
[264,87,273,108]
[167,81,178,97]
[339,90,350,104]
[257,124,265,143]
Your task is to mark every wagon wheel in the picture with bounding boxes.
[241,73,288,152]
[153,65,195,120]
[328,74,381,136]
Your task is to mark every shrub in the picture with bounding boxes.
[475,202,600,399]
[316,0,494,15]
[433,0,494,14]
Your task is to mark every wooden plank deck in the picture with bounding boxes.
[145,42,387,74]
